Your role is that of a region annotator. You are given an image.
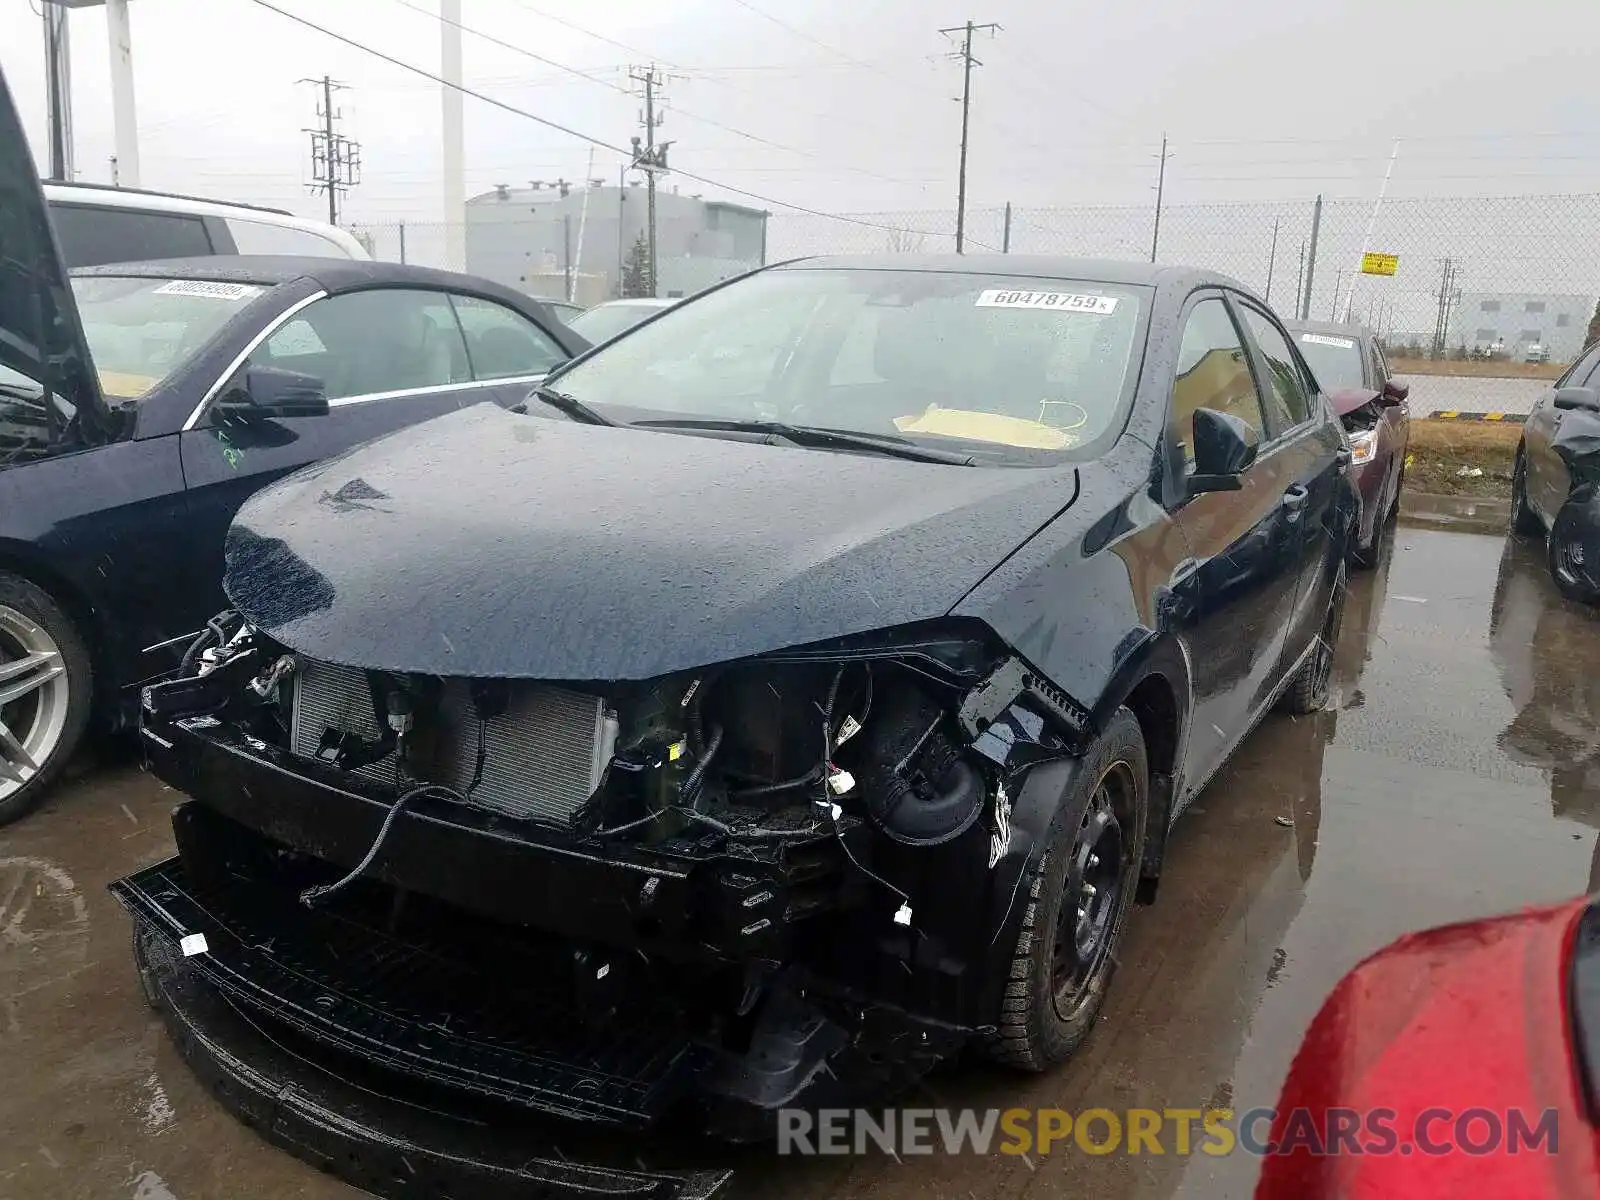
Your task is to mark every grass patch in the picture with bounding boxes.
[1406,418,1522,498]
[1389,357,1566,381]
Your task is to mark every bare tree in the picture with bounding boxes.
[884,228,926,254]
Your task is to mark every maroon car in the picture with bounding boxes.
[1286,320,1410,568]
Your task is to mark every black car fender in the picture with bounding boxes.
[1084,629,1192,890]
[970,631,1190,1025]
[974,755,1086,1028]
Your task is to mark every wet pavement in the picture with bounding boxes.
[3,519,1597,1200]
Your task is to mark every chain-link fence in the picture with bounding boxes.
[768,194,1600,362]
[354,193,1600,364]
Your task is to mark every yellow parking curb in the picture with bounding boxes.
[1424,411,1523,423]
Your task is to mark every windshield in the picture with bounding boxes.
[549,268,1147,461]
[70,276,267,402]
[1293,331,1366,391]
[568,302,669,345]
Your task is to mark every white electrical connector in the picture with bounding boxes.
[893,902,913,927]
[826,767,856,796]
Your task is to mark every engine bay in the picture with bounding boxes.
[131,614,1092,1136]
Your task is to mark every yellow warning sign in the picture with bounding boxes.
[1361,252,1399,276]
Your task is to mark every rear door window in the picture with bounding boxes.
[244,289,469,402]
[449,294,567,379]
[227,217,352,259]
[48,203,214,267]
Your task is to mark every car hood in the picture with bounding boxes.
[1327,386,1381,418]
[223,404,1080,680]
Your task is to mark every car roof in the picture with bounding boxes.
[43,179,294,218]
[1283,317,1373,339]
[70,255,547,304]
[774,253,1246,292]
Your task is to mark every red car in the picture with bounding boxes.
[1258,893,1600,1199]
[1286,321,1410,569]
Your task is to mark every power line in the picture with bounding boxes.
[384,0,923,189]
[242,0,957,242]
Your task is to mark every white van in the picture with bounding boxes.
[43,180,370,267]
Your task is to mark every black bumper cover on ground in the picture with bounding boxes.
[127,918,732,1200]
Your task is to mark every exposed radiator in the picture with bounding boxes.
[289,660,617,824]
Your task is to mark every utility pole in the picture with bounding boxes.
[441,0,465,271]
[303,76,361,226]
[1432,258,1458,359]
[1300,194,1323,320]
[1295,239,1307,317]
[939,20,1000,254]
[105,0,141,188]
[1151,134,1171,263]
[1265,216,1280,306]
[629,65,673,298]
[41,2,74,180]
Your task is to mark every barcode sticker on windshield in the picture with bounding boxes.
[152,280,259,302]
[1299,333,1356,349]
[976,290,1117,314]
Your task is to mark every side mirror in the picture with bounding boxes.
[1187,407,1259,496]
[1381,378,1410,404]
[217,366,329,420]
[1554,387,1600,413]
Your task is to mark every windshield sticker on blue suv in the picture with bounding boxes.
[975,290,1118,314]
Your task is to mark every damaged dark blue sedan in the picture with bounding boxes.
[121,253,1357,1197]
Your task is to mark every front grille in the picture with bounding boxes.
[290,660,617,823]
[113,856,710,1128]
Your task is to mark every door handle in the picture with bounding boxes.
[1283,485,1310,518]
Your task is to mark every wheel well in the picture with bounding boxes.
[1123,673,1180,900]
[0,551,112,719]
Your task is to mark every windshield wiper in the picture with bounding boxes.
[631,418,977,465]
[515,385,614,426]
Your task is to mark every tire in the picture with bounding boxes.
[987,707,1149,1071]
[1350,516,1381,571]
[1549,495,1600,606]
[1386,464,1405,525]
[1279,563,1347,715]
[1512,446,1543,537]
[0,573,92,827]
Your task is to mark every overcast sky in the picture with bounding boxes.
[4,0,1600,230]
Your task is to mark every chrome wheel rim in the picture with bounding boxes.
[0,606,69,803]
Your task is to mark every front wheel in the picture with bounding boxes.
[986,707,1149,1071]
[1549,493,1600,606]
[0,573,93,827]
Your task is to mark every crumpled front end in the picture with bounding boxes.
[119,613,1094,1194]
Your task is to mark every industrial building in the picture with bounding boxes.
[464,181,768,306]
[1451,292,1594,362]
